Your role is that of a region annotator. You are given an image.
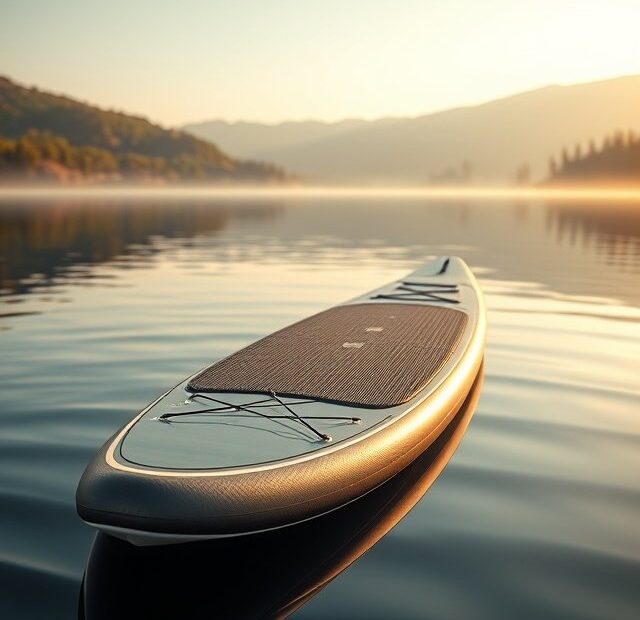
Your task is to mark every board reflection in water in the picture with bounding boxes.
[79,367,484,619]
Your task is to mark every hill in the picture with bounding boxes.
[182,119,372,159]
[0,76,287,184]
[185,75,640,184]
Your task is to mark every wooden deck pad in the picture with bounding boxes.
[188,303,468,408]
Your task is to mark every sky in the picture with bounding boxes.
[1,0,639,127]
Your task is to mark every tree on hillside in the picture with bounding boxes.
[515,164,531,185]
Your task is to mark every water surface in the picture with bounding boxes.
[0,196,638,619]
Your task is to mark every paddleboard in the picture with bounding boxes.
[76,256,485,545]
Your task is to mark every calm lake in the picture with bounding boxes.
[1,195,639,619]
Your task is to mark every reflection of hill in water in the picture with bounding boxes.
[0,200,282,295]
[546,202,640,272]
[1,197,639,307]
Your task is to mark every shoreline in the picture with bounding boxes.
[1,184,640,202]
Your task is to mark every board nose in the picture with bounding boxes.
[406,256,470,280]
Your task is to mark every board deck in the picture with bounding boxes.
[188,303,468,408]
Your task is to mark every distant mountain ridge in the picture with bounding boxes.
[0,76,287,183]
[182,119,373,159]
[185,75,640,184]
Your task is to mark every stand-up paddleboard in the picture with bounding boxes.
[76,256,485,545]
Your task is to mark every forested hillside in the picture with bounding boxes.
[547,130,640,184]
[0,77,287,183]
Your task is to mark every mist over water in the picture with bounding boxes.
[0,196,639,619]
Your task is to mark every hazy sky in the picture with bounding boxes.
[2,0,639,127]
